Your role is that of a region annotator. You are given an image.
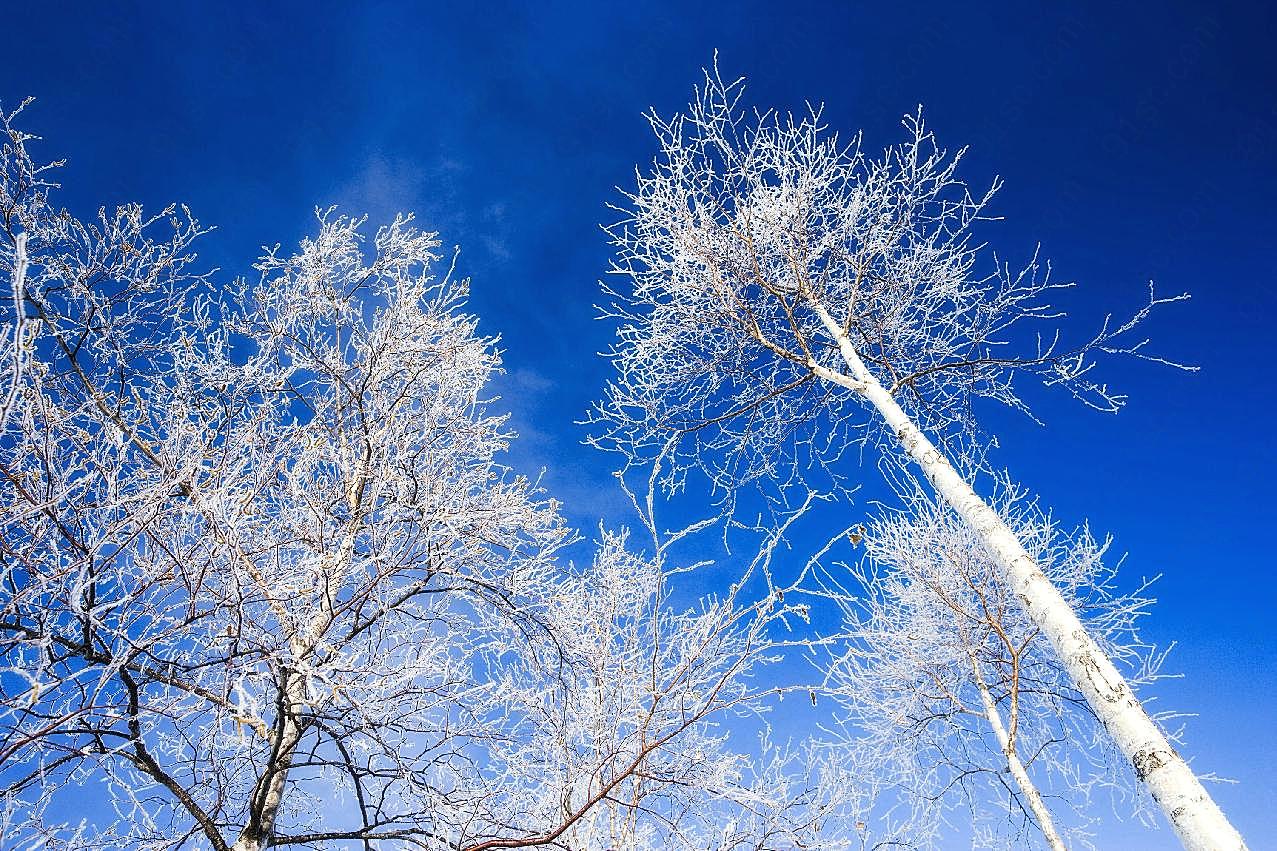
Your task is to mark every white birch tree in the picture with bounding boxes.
[0,102,820,851]
[816,479,1172,850]
[589,63,1246,850]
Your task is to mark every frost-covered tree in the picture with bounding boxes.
[589,64,1245,850]
[476,530,836,851]
[817,480,1170,850]
[0,102,813,851]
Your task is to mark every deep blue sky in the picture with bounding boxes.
[3,1,1274,846]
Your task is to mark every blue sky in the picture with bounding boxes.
[3,1,1274,845]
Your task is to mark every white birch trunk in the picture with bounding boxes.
[228,502,365,851]
[968,652,1069,851]
[229,669,307,851]
[810,304,1247,851]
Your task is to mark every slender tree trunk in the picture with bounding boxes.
[229,665,310,851]
[229,501,363,851]
[810,304,1246,851]
[968,652,1068,851]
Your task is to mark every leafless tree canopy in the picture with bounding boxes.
[0,103,830,851]
[814,478,1168,849]
[2,55,1241,851]
[590,63,1189,500]
[588,63,1239,851]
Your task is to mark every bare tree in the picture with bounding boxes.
[589,63,1245,850]
[816,478,1172,850]
[0,102,817,851]
[469,528,835,851]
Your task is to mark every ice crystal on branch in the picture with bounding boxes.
[816,480,1168,849]
[591,61,1191,498]
[0,104,819,851]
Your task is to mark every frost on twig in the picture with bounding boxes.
[588,61,1193,499]
[813,476,1170,849]
[0,106,831,851]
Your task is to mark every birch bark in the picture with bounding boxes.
[810,303,1245,851]
[967,650,1068,851]
[229,673,306,851]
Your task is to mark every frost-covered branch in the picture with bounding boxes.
[589,60,1193,495]
[0,106,824,851]
[590,62,1243,850]
[815,479,1169,849]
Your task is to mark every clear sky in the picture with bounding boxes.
[3,1,1274,846]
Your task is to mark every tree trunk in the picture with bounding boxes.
[810,304,1246,851]
[969,652,1068,851]
[230,669,308,851]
